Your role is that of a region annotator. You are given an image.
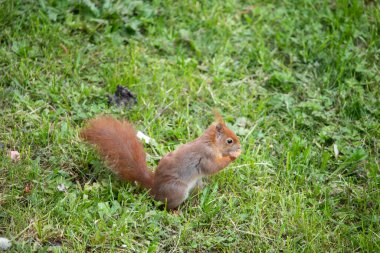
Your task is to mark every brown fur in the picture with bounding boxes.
[80,117,153,188]
[80,115,241,209]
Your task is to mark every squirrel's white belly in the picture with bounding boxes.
[187,179,198,192]
[184,177,201,199]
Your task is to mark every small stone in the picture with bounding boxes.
[0,237,11,251]
[57,184,67,192]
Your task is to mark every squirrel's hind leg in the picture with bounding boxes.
[154,181,189,209]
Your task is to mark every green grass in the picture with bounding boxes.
[1,0,379,251]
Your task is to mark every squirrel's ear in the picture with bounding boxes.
[215,123,223,133]
[213,110,225,137]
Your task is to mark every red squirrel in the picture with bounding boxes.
[80,113,241,209]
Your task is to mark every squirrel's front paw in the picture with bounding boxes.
[229,150,241,159]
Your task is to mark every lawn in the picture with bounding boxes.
[1,0,379,252]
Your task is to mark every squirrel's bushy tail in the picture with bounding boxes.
[80,116,154,189]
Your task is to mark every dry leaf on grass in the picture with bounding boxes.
[7,151,20,162]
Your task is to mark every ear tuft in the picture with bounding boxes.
[213,109,224,124]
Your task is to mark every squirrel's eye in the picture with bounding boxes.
[226,138,233,144]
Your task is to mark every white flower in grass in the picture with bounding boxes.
[136,131,152,144]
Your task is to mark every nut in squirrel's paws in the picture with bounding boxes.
[229,150,241,158]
